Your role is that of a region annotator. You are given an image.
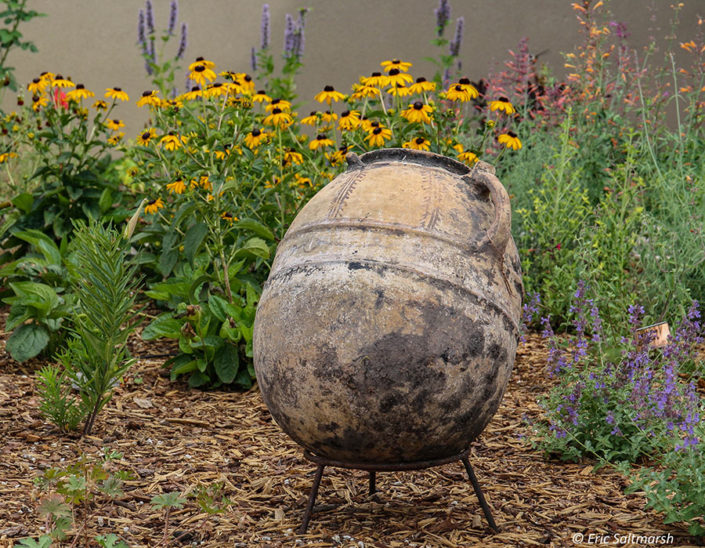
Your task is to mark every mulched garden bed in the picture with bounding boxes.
[0,309,701,547]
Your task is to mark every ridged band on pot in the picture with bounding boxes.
[254,148,523,464]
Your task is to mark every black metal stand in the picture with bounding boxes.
[297,449,499,535]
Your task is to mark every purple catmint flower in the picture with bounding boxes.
[250,47,257,73]
[138,9,147,51]
[608,21,630,40]
[176,22,187,60]
[434,0,451,37]
[449,16,464,57]
[296,8,308,57]
[145,0,155,35]
[260,4,270,50]
[168,0,178,36]
[283,13,295,57]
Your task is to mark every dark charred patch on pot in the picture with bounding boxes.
[374,288,385,309]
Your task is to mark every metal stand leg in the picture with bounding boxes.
[461,456,499,532]
[298,464,325,535]
[368,471,376,496]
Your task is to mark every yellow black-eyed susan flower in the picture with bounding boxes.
[51,74,74,88]
[105,87,129,102]
[107,132,124,146]
[351,83,380,100]
[105,119,125,131]
[181,86,203,101]
[403,137,431,151]
[221,212,238,224]
[144,198,165,214]
[454,144,479,165]
[189,62,217,87]
[189,57,216,71]
[388,83,412,97]
[0,152,18,163]
[361,118,379,132]
[338,110,361,131]
[366,126,392,147]
[314,85,346,104]
[205,82,228,99]
[31,95,48,111]
[27,78,47,95]
[244,128,268,149]
[327,144,351,165]
[214,145,231,160]
[361,72,389,88]
[190,175,212,190]
[136,90,161,107]
[497,131,522,150]
[386,68,413,87]
[309,134,334,151]
[301,111,320,126]
[408,77,436,94]
[92,100,108,110]
[321,110,338,123]
[252,90,271,103]
[66,84,94,102]
[283,148,303,166]
[489,97,516,115]
[166,179,187,194]
[294,174,313,188]
[137,128,157,145]
[401,101,434,124]
[445,84,475,102]
[263,107,293,128]
[160,132,183,151]
[381,59,412,73]
[265,98,292,112]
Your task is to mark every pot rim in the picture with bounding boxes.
[356,148,472,176]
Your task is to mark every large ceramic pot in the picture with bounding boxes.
[254,148,523,464]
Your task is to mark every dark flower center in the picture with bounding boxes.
[415,137,425,144]
[191,86,200,92]
[147,199,157,205]
[142,132,151,139]
[325,110,332,115]
[413,101,423,110]
[113,87,122,92]
[508,131,517,138]
[196,56,205,61]
[459,77,471,85]
[339,145,348,152]
[272,98,281,105]
[454,85,463,91]
[324,85,334,92]
[244,75,252,82]
[416,77,427,83]
[55,74,64,80]
[392,59,401,64]
[252,129,261,136]
[142,91,152,97]
[195,65,205,72]
[370,121,380,128]
[341,110,350,117]
[371,72,381,77]
[32,78,40,84]
[316,134,326,140]
[498,97,509,102]
[389,68,400,76]
[113,119,120,124]
[309,111,317,116]
[32,95,40,102]
[272,108,282,115]
[168,131,175,136]
[212,83,222,88]
[76,84,85,90]
[257,90,266,95]
[372,127,382,135]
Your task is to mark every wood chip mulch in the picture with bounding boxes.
[0,309,702,547]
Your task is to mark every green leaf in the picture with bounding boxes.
[233,237,270,260]
[208,294,230,322]
[151,491,187,510]
[233,218,275,241]
[214,342,239,384]
[183,222,208,266]
[6,323,50,362]
[15,536,53,548]
[188,371,211,387]
[11,192,33,214]
[169,356,198,380]
[142,315,183,340]
[158,247,179,277]
[98,188,113,213]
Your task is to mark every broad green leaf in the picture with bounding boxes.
[98,188,113,213]
[233,237,270,260]
[188,371,210,387]
[142,315,182,340]
[208,294,230,322]
[233,218,275,241]
[11,192,33,213]
[6,323,50,362]
[214,342,239,384]
[183,222,208,266]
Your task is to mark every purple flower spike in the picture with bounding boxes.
[283,13,295,57]
[176,22,187,60]
[261,4,270,50]
[138,9,146,50]
[145,0,155,35]
[449,16,464,57]
[250,47,257,73]
[168,0,178,36]
[434,0,451,37]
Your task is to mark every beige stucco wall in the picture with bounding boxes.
[2,0,702,135]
